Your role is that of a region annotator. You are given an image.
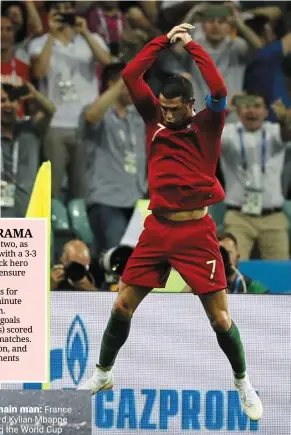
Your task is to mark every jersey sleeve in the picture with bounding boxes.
[121,35,170,123]
[184,39,227,132]
[183,40,227,100]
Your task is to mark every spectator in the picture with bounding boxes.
[159,1,197,30]
[86,1,159,62]
[119,1,160,37]
[51,240,96,290]
[0,82,56,218]
[2,0,43,65]
[28,0,111,200]
[244,15,291,121]
[86,1,127,61]
[218,232,269,294]
[184,230,270,294]
[281,54,291,199]
[1,15,30,118]
[81,63,147,254]
[220,92,291,260]
[119,27,149,64]
[186,3,262,119]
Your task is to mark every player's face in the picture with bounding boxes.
[219,238,239,267]
[1,88,18,125]
[238,97,268,131]
[159,94,192,129]
[203,18,231,43]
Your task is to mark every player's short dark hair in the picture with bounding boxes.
[160,75,194,103]
[102,62,126,89]
[217,232,238,248]
[245,16,269,37]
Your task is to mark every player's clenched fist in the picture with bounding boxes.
[166,23,193,41]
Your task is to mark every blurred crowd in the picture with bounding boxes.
[1,0,291,288]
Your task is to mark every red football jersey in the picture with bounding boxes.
[122,35,227,211]
[1,57,30,119]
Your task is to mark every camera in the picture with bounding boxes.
[2,83,30,101]
[63,261,89,282]
[59,12,76,26]
[99,246,133,276]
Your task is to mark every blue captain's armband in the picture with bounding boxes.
[205,94,227,112]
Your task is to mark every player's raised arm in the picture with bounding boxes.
[171,31,227,111]
[122,24,194,122]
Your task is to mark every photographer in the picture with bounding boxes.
[1,81,56,218]
[28,0,111,200]
[51,240,97,291]
[218,232,269,294]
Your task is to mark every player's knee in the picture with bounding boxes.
[210,311,231,333]
[112,299,134,319]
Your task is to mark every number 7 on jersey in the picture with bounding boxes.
[206,260,216,279]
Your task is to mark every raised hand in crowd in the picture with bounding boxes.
[74,16,89,35]
[225,2,263,49]
[271,99,289,121]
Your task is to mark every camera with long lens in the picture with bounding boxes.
[219,246,234,278]
[99,246,134,276]
[63,261,89,282]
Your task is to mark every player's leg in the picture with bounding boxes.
[170,214,262,420]
[199,290,246,377]
[78,214,171,394]
[99,281,151,369]
[78,282,152,394]
[199,289,263,421]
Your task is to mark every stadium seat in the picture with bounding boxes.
[209,201,226,232]
[51,199,70,231]
[67,199,94,245]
